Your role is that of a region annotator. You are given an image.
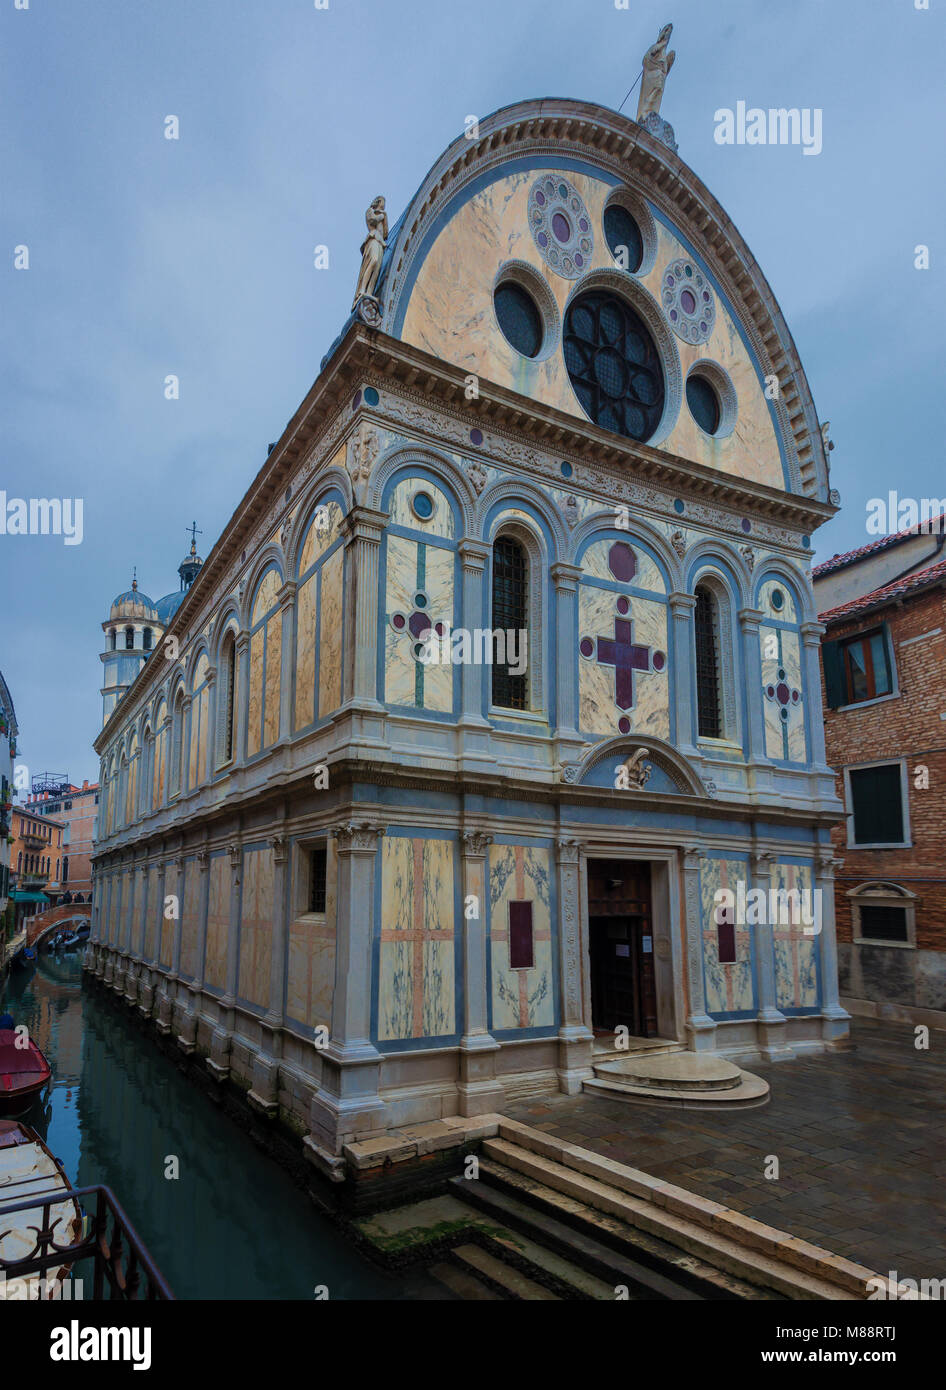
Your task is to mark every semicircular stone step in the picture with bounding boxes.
[593,1051,745,1092]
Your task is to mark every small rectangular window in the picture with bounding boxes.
[715,902,737,964]
[859,905,908,943]
[840,628,892,705]
[309,845,327,914]
[849,764,904,845]
[509,900,534,968]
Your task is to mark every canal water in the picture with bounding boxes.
[1,953,432,1300]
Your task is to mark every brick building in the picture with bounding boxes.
[816,540,946,1028]
[10,804,65,925]
[27,777,99,901]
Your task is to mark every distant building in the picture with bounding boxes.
[0,671,18,946]
[27,776,99,901]
[100,533,204,727]
[815,531,946,1028]
[10,803,64,925]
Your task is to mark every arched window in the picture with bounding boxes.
[152,700,168,809]
[55,857,60,879]
[218,632,237,765]
[694,585,722,739]
[188,654,211,790]
[170,691,185,798]
[62,856,69,884]
[109,629,117,651]
[16,852,21,872]
[492,535,529,710]
[143,627,153,651]
[125,627,134,650]
[125,732,139,825]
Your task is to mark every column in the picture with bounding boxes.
[669,592,697,756]
[815,851,851,1041]
[207,840,242,1081]
[307,822,387,1156]
[751,848,791,1060]
[550,563,585,762]
[682,845,716,1050]
[738,608,769,766]
[457,539,491,732]
[800,621,830,769]
[249,833,290,1115]
[457,830,504,1115]
[277,583,296,742]
[341,506,387,711]
[556,837,594,1093]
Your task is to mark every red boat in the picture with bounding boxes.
[0,1028,51,1116]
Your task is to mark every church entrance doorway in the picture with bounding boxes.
[587,858,657,1038]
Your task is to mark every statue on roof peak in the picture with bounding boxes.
[637,23,675,122]
[352,195,388,322]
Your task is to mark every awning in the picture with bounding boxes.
[10,891,49,903]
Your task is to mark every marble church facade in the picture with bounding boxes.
[88,98,848,1164]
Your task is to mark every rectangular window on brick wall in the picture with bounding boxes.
[509,900,534,968]
[848,763,906,845]
[823,625,895,708]
[859,904,909,943]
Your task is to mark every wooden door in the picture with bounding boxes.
[587,859,657,1037]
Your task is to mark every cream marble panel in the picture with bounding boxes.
[389,479,456,539]
[379,836,456,1041]
[247,628,264,758]
[287,842,337,1028]
[318,546,344,717]
[298,500,344,576]
[160,865,177,969]
[581,539,666,593]
[759,578,798,623]
[422,544,454,713]
[400,168,785,489]
[145,867,160,960]
[252,568,281,625]
[489,844,554,1031]
[263,612,282,748]
[385,535,420,707]
[578,584,669,739]
[294,572,318,730]
[772,862,818,1009]
[761,625,806,761]
[239,848,273,1010]
[179,861,202,979]
[700,856,755,1015]
[204,856,230,992]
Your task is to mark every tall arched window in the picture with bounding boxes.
[143,627,153,651]
[694,585,722,739]
[124,627,134,650]
[218,633,237,765]
[188,654,211,790]
[152,700,168,809]
[125,731,139,824]
[492,535,529,710]
[62,856,69,884]
[109,629,117,651]
[170,691,185,798]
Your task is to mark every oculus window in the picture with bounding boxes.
[494,282,543,358]
[686,374,721,435]
[603,205,643,273]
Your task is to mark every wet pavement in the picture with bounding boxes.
[507,1018,946,1281]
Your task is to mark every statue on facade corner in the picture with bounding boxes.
[352,195,388,315]
[637,23,675,122]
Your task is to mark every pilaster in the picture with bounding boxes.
[682,845,716,1050]
[751,848,792,1060]
[556,837,594,1092]
[457,829,503,1115]
[669,592,697,757]
[814,851,851,1041]
[551,562,586,764]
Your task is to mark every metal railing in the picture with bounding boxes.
[0,1183,174,1300]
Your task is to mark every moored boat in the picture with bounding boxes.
[0,1119,82,1298]
[0,1027,52,1116]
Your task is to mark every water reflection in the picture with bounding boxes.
[1,956,409,1300]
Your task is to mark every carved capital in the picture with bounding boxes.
[668,591,697,616]
[332,821,385,853]
[815,852,842,880]
[682,844,705,873]
[556,837,581,866]
[550,561,584,592]
[461,829,493,857]
[227,843,242,871]
[800,621,827,646]
[341,504,387,545]
[197,848,210,871]
[458,538,491,574]
[738,607,764,632]
[270,834,289,864]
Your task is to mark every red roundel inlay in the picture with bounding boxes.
[618,717,631,735]
[616,595,630,615]
[579,637,594,659]
[392,613,406,630]
[776,682,790,705]
[607,541,636,583]
[653,651,666,671]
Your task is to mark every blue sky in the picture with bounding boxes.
[1,0,943,780]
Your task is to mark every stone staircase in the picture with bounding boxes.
[585,1037,770,1108]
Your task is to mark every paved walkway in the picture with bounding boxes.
[507,1019,946,1280]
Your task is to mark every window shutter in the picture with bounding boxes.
[821,638,844,708]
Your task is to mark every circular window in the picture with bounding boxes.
[563,290,665,441]
[771,588,785,612]
[494,281,543,358]
[411,490,435,521]
[603,205,643,273]
[686,374,721,435]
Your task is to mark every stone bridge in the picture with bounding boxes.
[26,903,92,948]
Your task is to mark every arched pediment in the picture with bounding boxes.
[561,734,713,797]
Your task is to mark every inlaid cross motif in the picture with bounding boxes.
[591,617,651,710]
